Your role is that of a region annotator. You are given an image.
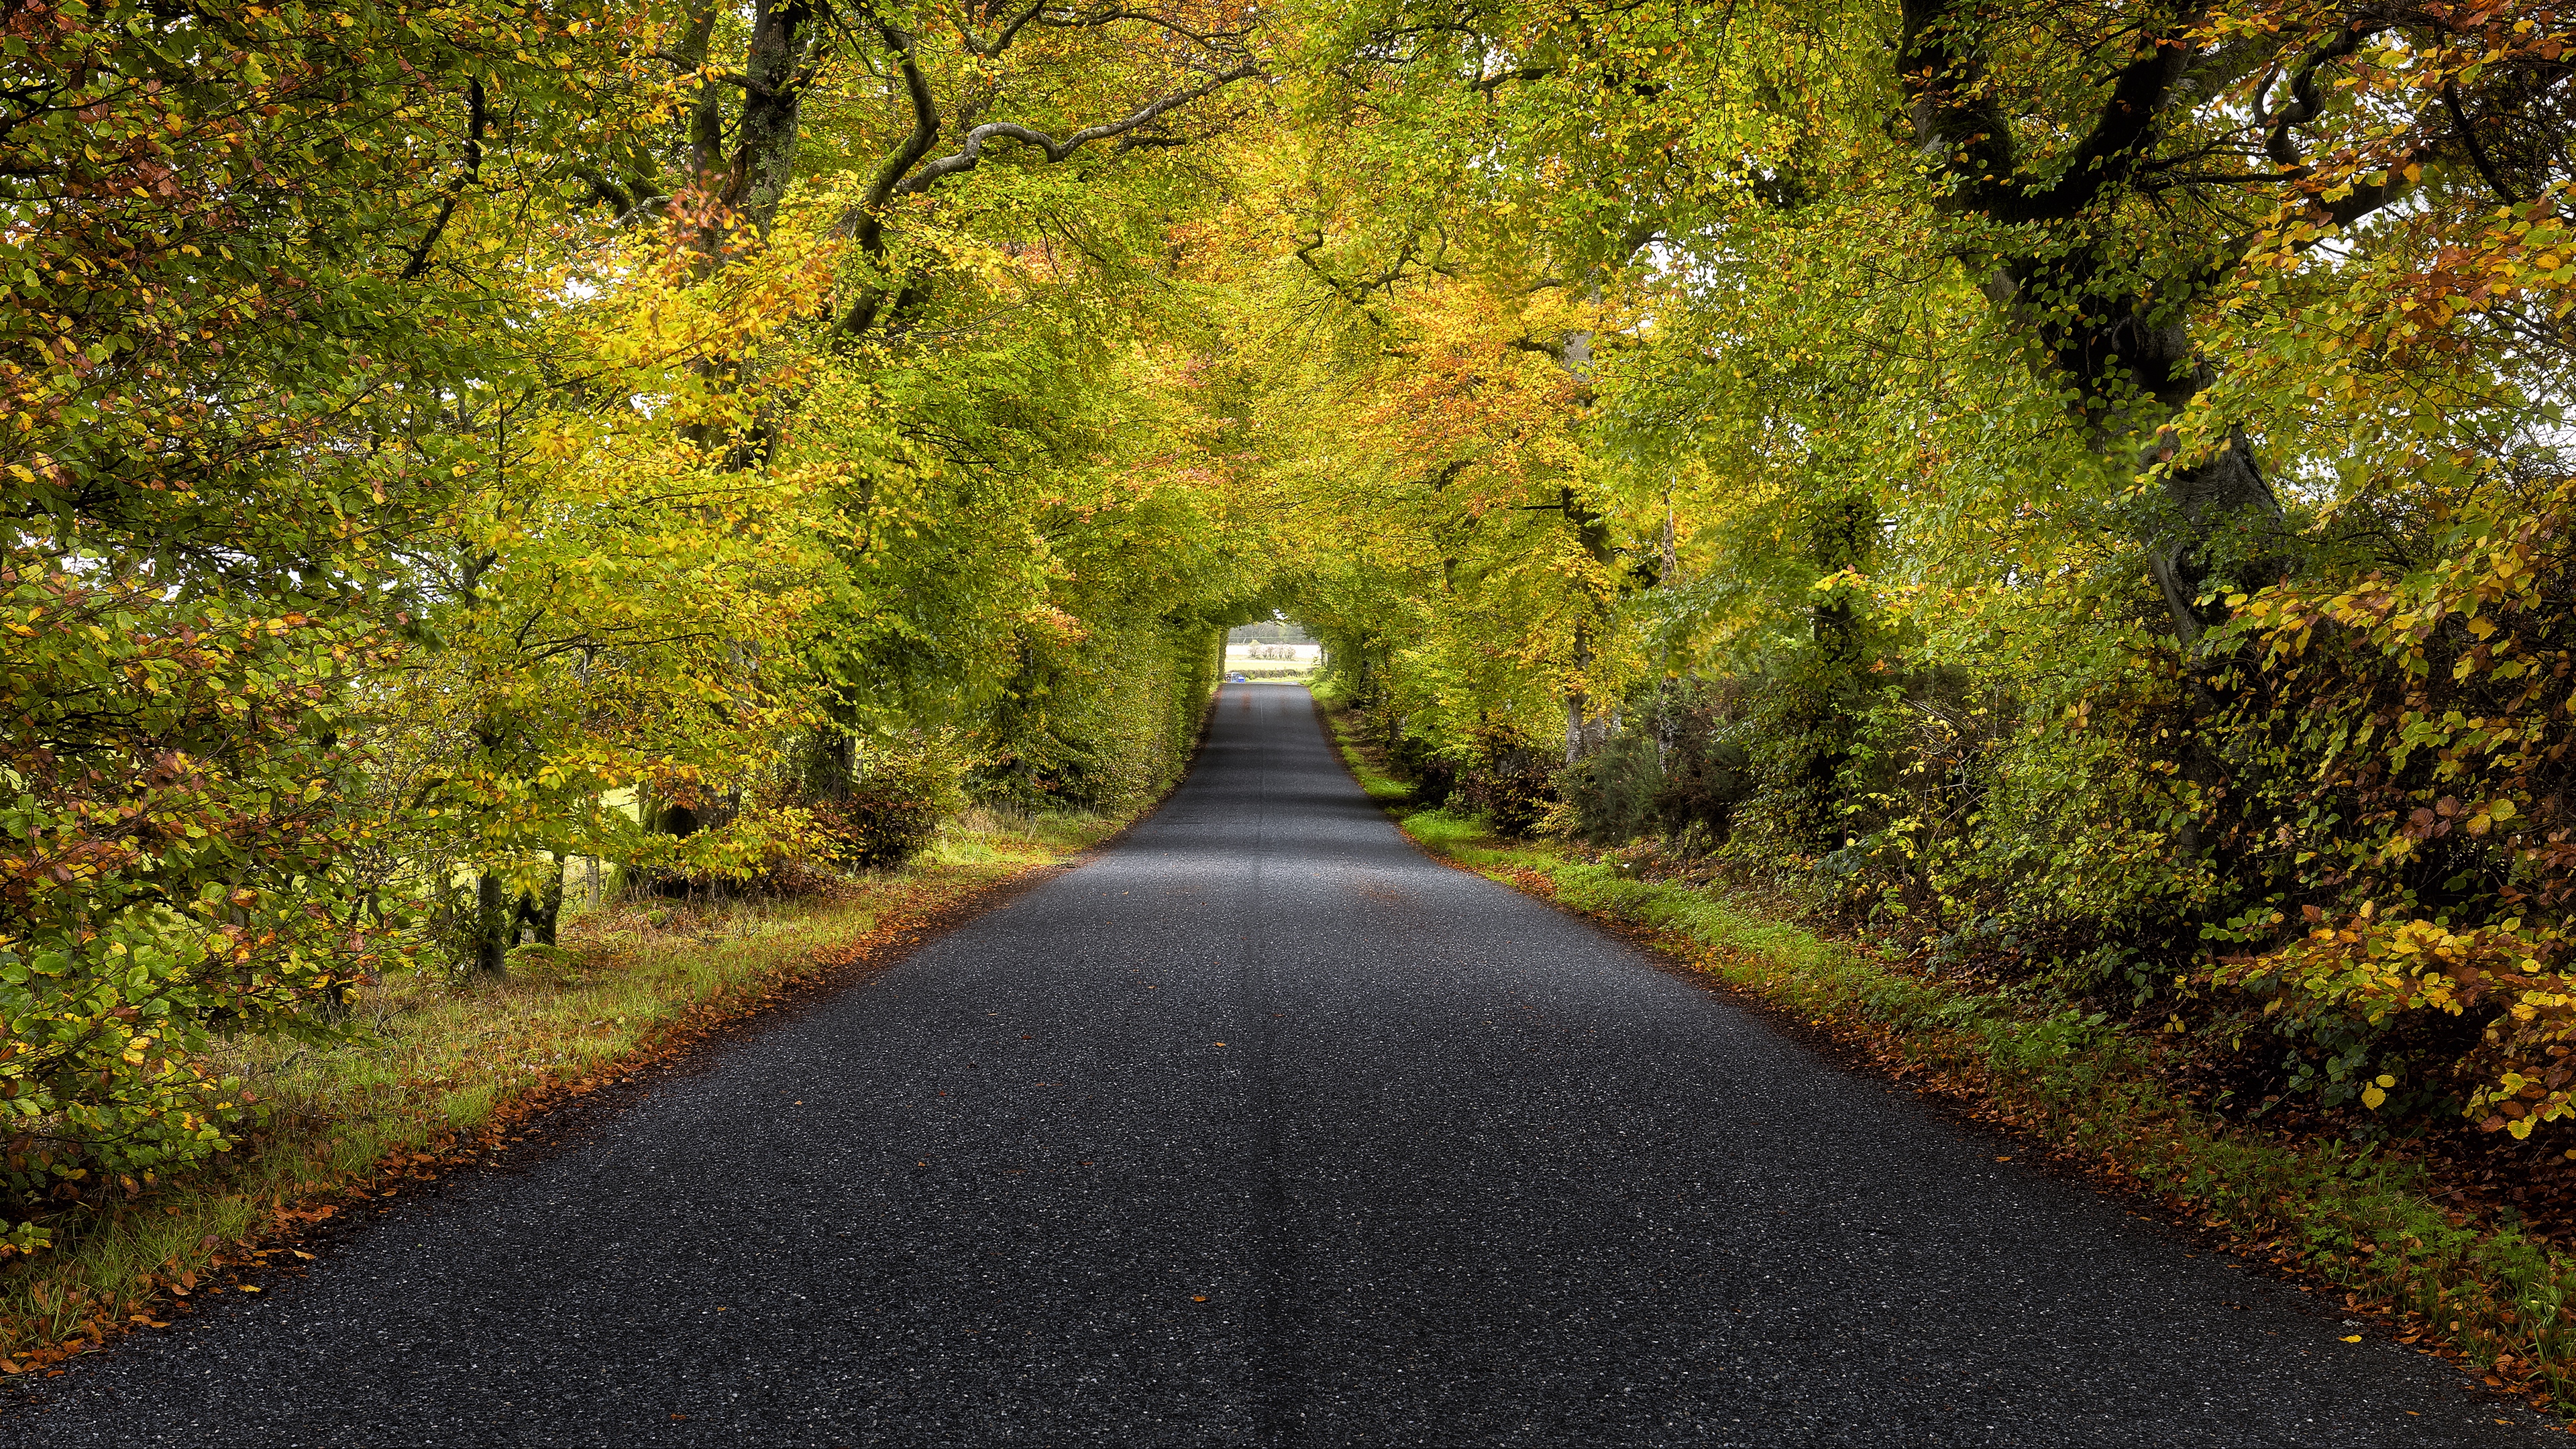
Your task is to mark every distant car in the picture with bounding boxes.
[1225,672,1248,682]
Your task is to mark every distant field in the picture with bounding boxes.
[1222,643,1320,682]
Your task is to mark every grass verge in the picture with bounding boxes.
[1322,704,2576,1419]
[0,807,1117,1379]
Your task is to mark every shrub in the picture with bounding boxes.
[1455,723,1557,837]
[1386,731,1456,806]
[820,749,966,869]
[2183,480,2576,1128]
[1642,683,1756,847]
[971,616,1220,813]
[1556,732,1661,844]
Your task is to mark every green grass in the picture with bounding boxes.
[0,807,1116,1373]
[1322,708,2576,1414]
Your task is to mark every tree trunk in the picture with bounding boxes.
[1559,486,1617,764]
[471,870,510,979]
[2141,429,2282,645]
[517,854,565,948]
[1897,4,2294,649]
[735,0,814,234]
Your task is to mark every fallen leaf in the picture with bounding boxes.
[2341,1334,2361,1342]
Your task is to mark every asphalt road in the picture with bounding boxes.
[3,684,2551,1446]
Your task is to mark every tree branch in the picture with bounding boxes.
[1899,0,2017,211]
[1472,64,1551,93]
[398,76,486,282]
[2253,21,2419,231]
[665,1,725,183]
[966,1,1049,57]
[2261,23,2374,170]
[834,8,1260,341]
[834,10,943,338]
[2445,79,2524,205]
[1996,35,2191,221]
[894,60,1262,195]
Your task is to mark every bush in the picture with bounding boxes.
[1556,732,1661,844]
[1455,723,1557,837]
[1642,682,1756,847]
[1387,731,1457,807]
[819,749,965,869]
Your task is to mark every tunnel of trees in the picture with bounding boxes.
[4,0,2575,1287]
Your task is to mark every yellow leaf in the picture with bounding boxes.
[2362,1085,2387,1109]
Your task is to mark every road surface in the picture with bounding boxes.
[2,684,2543,1445]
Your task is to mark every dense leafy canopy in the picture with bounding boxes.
[3,0,2573,1248]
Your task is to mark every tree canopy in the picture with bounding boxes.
[5,0,2574,1246]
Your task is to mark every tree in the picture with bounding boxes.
[0,0,645,1243]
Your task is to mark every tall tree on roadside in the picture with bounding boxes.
[0,0,647,1242]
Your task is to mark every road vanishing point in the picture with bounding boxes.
[3,684,2550,1446]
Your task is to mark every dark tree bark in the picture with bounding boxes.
[471,871,511,980]
[735,0,816,233]
[667,0,817,244]
[517,855,565,949]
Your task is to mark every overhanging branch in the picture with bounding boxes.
[895,60,1263,195]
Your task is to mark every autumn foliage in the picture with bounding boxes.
[7,0,2576,1350]
[1254,0,2576,1171]
[1,0,1274,1252]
